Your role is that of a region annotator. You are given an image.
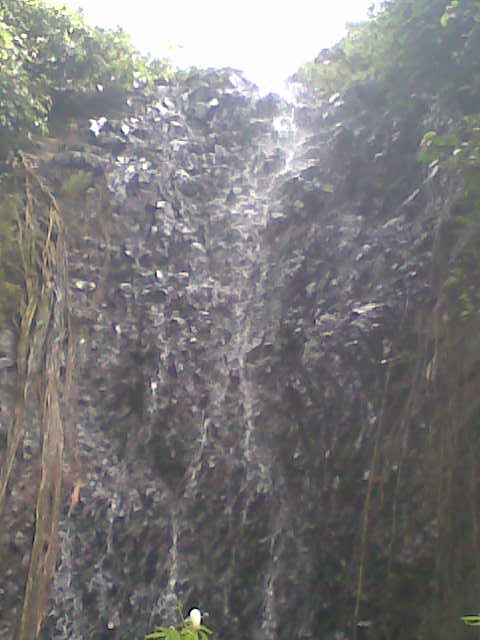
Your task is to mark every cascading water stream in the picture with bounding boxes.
[27,69,329,640]
[153,90,309,638]
[1,17,459,639]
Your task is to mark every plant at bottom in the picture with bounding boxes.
[146,606,212,640]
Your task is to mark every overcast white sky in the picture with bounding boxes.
[51,1,375,95]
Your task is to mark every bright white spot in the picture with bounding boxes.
[46,0,375,96]
[189,608,202,629]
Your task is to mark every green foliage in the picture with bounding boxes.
[294,3,480,637]
[145,607,213,640]
[417,130,458,164]
[146,623,212,640]
[418,116,480,322]
[437,163,480,320]
[0,0,172,141]
[295,0,480,115]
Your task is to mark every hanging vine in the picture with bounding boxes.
[0,150,73,640]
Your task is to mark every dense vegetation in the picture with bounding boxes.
[0,0,172,145]
[296,0,480,111]
[297,0,480,325]
[0,0,174,330]
[296,3,480,638]
[0,6,176,638]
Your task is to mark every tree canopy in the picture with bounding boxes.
[295,0,480,115]
[0,0,171,143]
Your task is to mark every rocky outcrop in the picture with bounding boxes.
[1,66,477,640]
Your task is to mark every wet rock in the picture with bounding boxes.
[0,329,15,369]
[54,149,105,172]
[0,60,468,640]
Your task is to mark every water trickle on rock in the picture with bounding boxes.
[1,55,461,640]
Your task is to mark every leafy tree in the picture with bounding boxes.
[0,0,172,143]
[295,0,480,114]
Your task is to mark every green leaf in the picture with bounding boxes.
[440,12,452,27]
[417,149,437,165]
[146,627,169,639]
[461,615,480,625]
[443,275,459,289]
[431,134,458,149]
[0,27,13,49]
[165,628,182,640]
[180,628,197,640]
[196,625,213,635]
[421,131,438,146]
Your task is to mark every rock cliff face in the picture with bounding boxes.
[1,67,478,640]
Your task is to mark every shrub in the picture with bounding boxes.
[0,0,172,142]
[146,607,213,640]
